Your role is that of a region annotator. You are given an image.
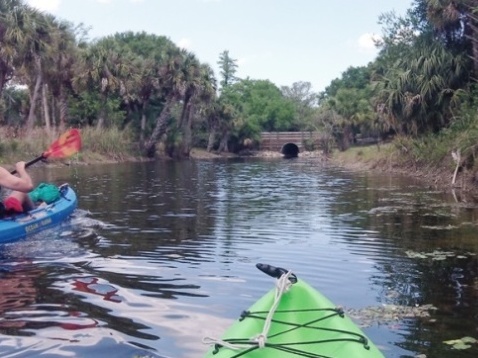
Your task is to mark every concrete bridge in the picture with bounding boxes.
[260,131,321,157]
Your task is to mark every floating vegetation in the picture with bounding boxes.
[405,249,476,261]
[368,206,400,215]
[346,303,438,328]
[443,336,477,350]
[421,224,457,230]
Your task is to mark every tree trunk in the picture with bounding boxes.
[42,83,51,134]
[58,86,68,131]
[26,58,43,132]
[471,29,478,77]
[140,100,148,143]
[51,96,57,128]
[217,130,229,153]
[178,93,192,129]
[0,60,13,102]
[96,106,105,128]
[140,112,146,143]
[463,1,478,77]
[143,99,174,157]
[181,102,194,157]
[0,71,4,123]
[96,93,109,129]
[207,130,216,152]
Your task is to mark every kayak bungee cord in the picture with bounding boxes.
[207,307,371,357]
[203,264,374,357]
[243,307,370,346]
[203,270,295,352]
[254,269,295,348]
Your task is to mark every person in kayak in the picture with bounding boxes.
[0,161,35,214]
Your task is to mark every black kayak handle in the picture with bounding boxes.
[256,263,298,284]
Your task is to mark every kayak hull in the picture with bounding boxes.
[205,278,385,358]
[0,184,77,244]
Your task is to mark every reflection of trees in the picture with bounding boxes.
[327,171,478,356]
[74,160,337,259]
[51,159,478,356]
[0,262,39,332]
[74,161,217,251]
[376,257,478,356]
[45,263,162,340]
[0,261,162,341]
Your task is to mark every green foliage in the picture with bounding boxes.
[4,0,478,164]
[319,65,372,101]
[0,86,29,126]
[227,79,295,131]
[373,2,471,137]
[390,99,478,171]
[317,65,385,151]
[69,91,125,127]
[281,81,318,131]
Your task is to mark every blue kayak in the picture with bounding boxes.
[0,184,77,243]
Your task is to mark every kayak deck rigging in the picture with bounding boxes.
[203,263,385,358]
[209,307,371,357]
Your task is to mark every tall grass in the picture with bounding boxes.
[79,126,139,161]
[393,110,478,171]
[0,127,53,164]
[0,126,139,165]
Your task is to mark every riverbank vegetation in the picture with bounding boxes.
[1,0,478,191]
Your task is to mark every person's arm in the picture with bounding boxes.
[0,162,34,192]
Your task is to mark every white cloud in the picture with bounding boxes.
[27,0,61,12]
[357,33,381,51]
[96,0,113,3]
[177,38,192,50]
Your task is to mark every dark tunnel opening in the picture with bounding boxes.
[281,143,299,158]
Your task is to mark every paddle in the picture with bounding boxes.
[10,129,82,175]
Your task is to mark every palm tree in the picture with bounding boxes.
[0,0,37,119]
[180,62,217,156]
[215,97,236,153]
[74,37,133,128]
[426,0,478,76]
[142,47,184,157]
[17,10,56,132]
[374,38,468,135]
[44,18,80,131]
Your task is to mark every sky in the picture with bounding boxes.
[26,0,412,93]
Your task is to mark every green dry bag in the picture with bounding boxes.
[28,183,61,204]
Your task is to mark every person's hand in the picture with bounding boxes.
[15,161,27,172]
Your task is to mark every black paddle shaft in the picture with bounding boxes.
[10,155,46,175]
[256,263,298,284]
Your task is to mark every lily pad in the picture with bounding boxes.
[461,337,478,343]
[346,303,437,328]
[452,342,471,350]
[443,336,477,350]
[405,249,471,261]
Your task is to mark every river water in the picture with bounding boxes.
[1,158,478,358]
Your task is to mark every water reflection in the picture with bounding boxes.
[0,159,477,357]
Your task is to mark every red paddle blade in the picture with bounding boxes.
[43,129,82,159]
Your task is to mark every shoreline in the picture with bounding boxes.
[189,148,478,201]
[19,146,478,202]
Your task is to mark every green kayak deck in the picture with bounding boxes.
[204,264,385,358]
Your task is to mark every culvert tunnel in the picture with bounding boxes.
[281,143,299,158]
